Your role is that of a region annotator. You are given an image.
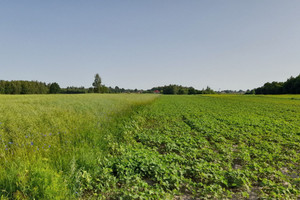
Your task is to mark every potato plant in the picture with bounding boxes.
[98,95,300,199]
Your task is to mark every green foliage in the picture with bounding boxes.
[49,82,61,94]
[60,86,87,94]
[247,74,300,94]
[87,87,94,93]
[0,162,69,199]
[92,73,102,93]
[0,80,49,94]
[201,86,215,94]
[149,85,205,95]
[95,94,299,199]
[0,94,158,199]
[188,87,196,94]
[0,94,299,199]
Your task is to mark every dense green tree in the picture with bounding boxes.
[0,80,49,94]
[188,87,196,95]
[49,82,61,94]
[0,81,5,94]
[163,85,178,94]
[100,85,109,93]
[60,86,87,94]
[88,87,94,93]
[115,86,120,93]
[202,86,215,94]
[148,85,203,95]
[247,74,300,94]
[294,77,300,93]
[20,81,29,94]
[178,88,188,94]
[11,81,21,94]
[4,82,13,94]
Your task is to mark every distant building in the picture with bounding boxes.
[154,90,160,94]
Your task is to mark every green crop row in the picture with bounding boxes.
[94,95,300,199]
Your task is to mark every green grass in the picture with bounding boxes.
[0,94,158,199]
[0,94,299,199]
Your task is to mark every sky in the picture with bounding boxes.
[1,1,300,91]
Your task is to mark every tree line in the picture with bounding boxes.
[0,73,217,95]
[145,85,215,95]
[2,73,298,95]
[0,80,61,94]
[0,74,144,95]
[0,80,129,95]
[246,74,300,94]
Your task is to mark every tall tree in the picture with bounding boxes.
[92,73,102,93]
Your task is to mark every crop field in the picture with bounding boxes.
[0,94,299,199]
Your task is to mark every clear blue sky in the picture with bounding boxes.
[1,1,299,90]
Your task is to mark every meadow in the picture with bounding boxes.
[0,94,299,199]
[0,94,157,199]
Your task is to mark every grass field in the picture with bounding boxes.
[0,94,299,199]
